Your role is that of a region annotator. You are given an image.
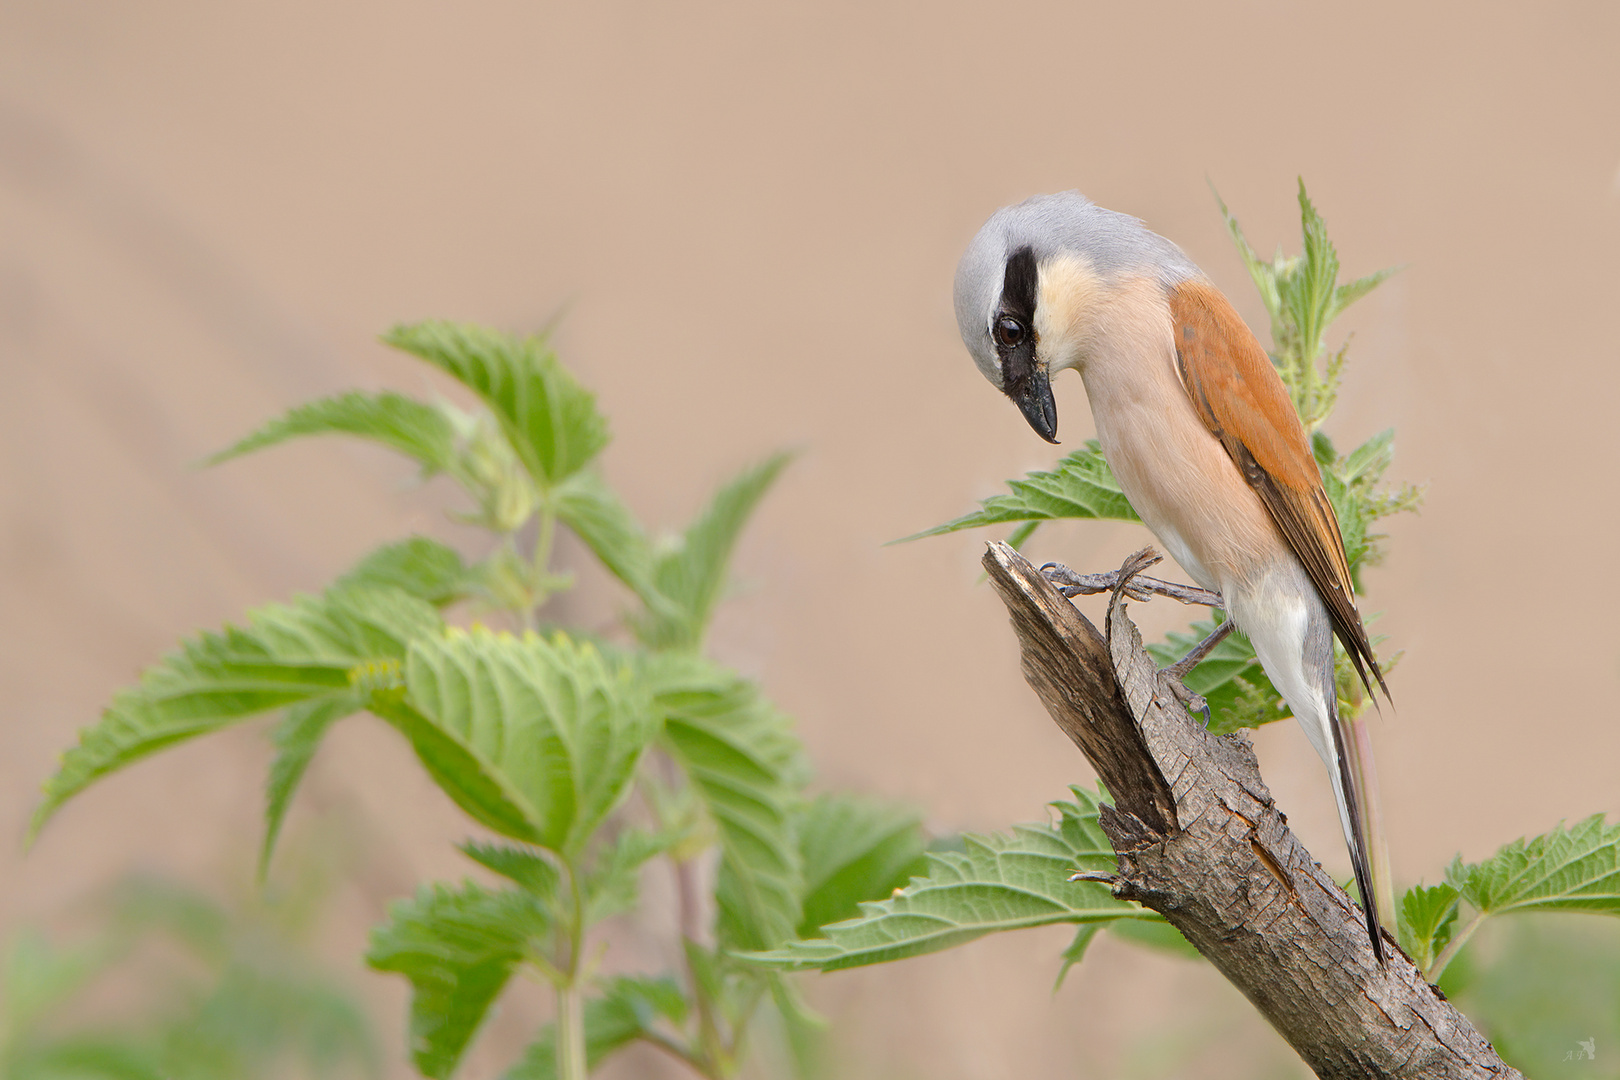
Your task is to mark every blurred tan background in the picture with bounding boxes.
[3,2,1619,1076]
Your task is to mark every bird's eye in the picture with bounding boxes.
[994,315,1026,349]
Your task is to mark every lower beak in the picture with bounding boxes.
[1011,367,1058,444]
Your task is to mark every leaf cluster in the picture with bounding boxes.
[1399,815,1620,982]
[34,323,925,1079]
[750,786,1190,982]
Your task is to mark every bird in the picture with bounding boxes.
[953,191,1391,961]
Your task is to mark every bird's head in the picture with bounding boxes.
[952,191,1197,444]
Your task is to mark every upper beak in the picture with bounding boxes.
[1009,365,1058,444]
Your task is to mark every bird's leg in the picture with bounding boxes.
[1164,618,1236,681]
[1040,562,1223,608]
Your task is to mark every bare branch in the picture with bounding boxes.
[982,541,1521,1080]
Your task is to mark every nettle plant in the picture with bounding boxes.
[754,186,1620,1031]
[30,324,928,1080]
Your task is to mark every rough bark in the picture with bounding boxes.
[982,541,1521,1080]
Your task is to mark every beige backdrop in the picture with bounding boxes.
[3,3,1618,1077]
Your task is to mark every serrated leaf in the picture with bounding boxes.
[380,629,657,854]
[646,654,806,951]
[261,695,359,876]
[749,787,1154,971]
[585,828,675,924]
[367,694,547,845]
[207,390,457,473]
[33,587,440,839]
[336,537,472,606]
[1448,816,1620,918]
[1341,429,1393,487]
[1145,617,1288,733]
[384,321,608,489]
[898,441,1137,542]
[367,882,551,1079]
[458,842,562,902]
[501,976,688,1080]
[1289,178,1340,370]
[1212,184,1282,328]
[1397,882,1460,973]
[1330,265,1402,322]
[795,794,926,938]
[552,470,663,612]
[633,452,793,651]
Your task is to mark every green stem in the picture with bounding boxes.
[556,981,588,1080]
[528,502,558,629]
[554,861,589,1080]
[1428,910,1485,983]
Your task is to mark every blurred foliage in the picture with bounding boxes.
[1,869,376,1080]
[1441,915,1620,1079]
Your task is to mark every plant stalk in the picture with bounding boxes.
[1428,910,1484,983]
[556,980,588,1080]
[528,502,558,629]
[554,860,589,1080]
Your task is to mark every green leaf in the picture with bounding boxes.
[749,787,1154,972]
[33,586,440,839]
[336,537,472,606]
[1331,265,1402,320]
[368,695,547,845]
[1212,183,1282,329]
[1003,520,1041,551]
[1397,882,1460,973]
[502,976,688,1080]
[633,452,794,651]
[1053,923,1101,991]
[261,695,359,876]
[207,390,456,473]
[380,629,657,853]
[384,321,608,490]
[585,828,676,924]
[1288,178,1341,372]
[6,1039,169,1080]
[794,794,927,938]
[647,654,807,951]
[459,841,562,903]
[1145,616,1288,733]
[553,470,662,610]
[367,882,551,1080]
[1448,815,1620,918]
[897,441,1137,542]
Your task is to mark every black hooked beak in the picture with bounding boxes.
[1003,348,1058,444]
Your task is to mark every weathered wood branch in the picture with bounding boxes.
[982,541,1520,1080]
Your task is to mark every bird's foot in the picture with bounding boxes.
[1156,618,1237,728]
[1157,671,1213,728]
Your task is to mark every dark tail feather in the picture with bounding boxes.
[1328,705,1386,963]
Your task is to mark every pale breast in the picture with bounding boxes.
[1072,280,1287,594]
